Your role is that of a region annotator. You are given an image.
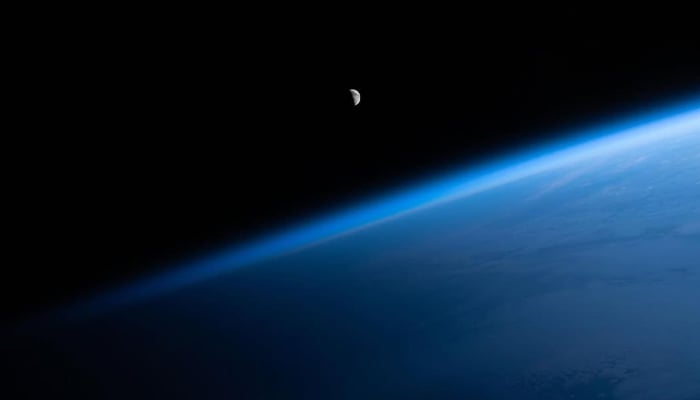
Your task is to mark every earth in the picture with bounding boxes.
[5,111,700,399]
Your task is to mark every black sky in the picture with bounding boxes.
[4,18,700,324]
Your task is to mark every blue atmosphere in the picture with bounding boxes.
[12,99,700,399]
[58,98,700,318]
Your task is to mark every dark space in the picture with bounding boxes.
[4,19,700,326]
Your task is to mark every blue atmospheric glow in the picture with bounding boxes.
[49,96,700,321]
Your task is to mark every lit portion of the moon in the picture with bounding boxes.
[350,89,360,106]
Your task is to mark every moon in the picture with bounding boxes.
[350,89,360,106]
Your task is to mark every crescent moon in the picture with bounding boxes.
[350,89,360,106]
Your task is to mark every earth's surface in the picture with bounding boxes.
[5,113,700,399]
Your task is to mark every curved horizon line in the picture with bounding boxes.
[21,95,700,327]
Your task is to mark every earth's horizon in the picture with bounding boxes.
[5,106,700,399]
